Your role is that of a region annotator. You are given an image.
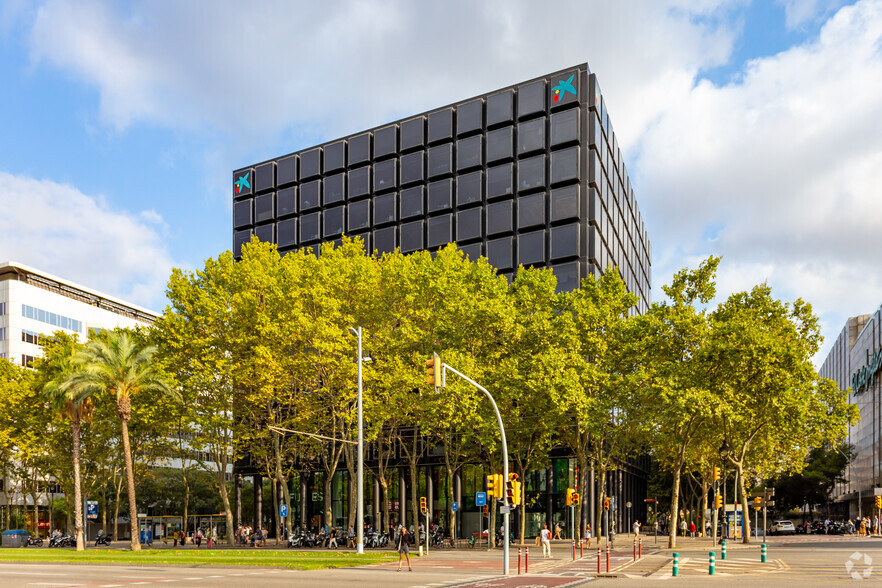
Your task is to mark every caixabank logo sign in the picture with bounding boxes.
[234,171,251,196]
[551,74,577,103]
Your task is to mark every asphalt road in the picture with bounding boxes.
[0,534,879,587]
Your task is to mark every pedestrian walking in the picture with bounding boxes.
[172,530,179,547]
[689,522,696,538]
[396,526,413,572]
[195,528,203,548]
[680,519,687,537]
[633,520,641,537]
[553,521,562,540]
[540,523,552,558]
[584,523,592,548]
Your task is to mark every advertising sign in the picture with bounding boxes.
[86,501,98,520]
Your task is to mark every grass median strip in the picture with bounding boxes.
[0,549,396,570]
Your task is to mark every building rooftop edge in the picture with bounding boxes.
[0,260,160,320]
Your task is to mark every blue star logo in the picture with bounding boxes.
[552,74,577,102]
[235,172,251,194]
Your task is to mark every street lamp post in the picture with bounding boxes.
[719,441,730,542]
[348,326,365,555]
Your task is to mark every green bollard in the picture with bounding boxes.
[709,551,715,575]
[721,540,727,560]
[761,543,767,563]
[673,552,679,577]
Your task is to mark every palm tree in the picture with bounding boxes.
[39,333,91,552]
[67,330,174,551]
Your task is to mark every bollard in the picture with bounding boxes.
[606,544,610,572]
[573,538,576,560]
[580,538,583,558]
[518,547,522,575]
[672,552,679,577]
[525,547,529,573]
[633,537,637,561]
[761,543,767,563]
[709,551,715,575]
[597,546,601,573]
[639,537,642,559]
[721,540,727,560]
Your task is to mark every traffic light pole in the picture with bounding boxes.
[441,363,510,576]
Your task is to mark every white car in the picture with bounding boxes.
[770,520,795,535]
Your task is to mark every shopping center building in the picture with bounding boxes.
[231,64,651,538]
[820,305,882,515]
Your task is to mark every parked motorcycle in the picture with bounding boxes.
[49,533,74,547]
[26,536,43,547]
[95,530,112,546]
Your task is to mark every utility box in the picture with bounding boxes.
[1,530,29,548]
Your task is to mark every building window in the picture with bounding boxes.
[324,141,346,173]
[400,186,424,219]
[255,193,274,222]
[400,151,424,185]
[349,200,371,231]
[22,355,35,368]
[277,187,297,217]
[518,117,546,155]
[456,171,483,207]
[325,173,345,205]
[300,180,321,211]
[487,90,514,127]
[374,125,398,159]
[348,167,370,200]
[487,127,513,163]
[428,109,453,144]
[301,148,322,179]
[0,302,6,315]
[278,155,298,185]
[277,219,297,248]
[21,305,82,333]
[400,117,425,151]
[373,193,396,226]
[457,99,483,136]
[0,327,6,342]
[233,200,252,228]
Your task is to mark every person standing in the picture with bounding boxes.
[680,519,687,537]
[688,522,696,538]
[633,520,641,537]
[584,523,592,548]
[195,528,203,548]
[540,523,552,558]
[396,526,413,572]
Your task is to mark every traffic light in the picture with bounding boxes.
[875,496,882,509]
[572,492,580,505]
[494,474,505,498]
[507,473,520,506]
[425,352,441,388]
[487,474,496,497]
[566,488,574,506]
[604,497,611,511]
[420,496,427,513]
[713,467,720,482]
[513,479,522,506]
[754,496,762,511]
[715,494,723,509]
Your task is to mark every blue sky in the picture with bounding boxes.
[1,0,879,363]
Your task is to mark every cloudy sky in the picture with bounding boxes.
[1,0,880,362]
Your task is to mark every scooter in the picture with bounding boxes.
[26,536,43,547]
[95,530,113,546]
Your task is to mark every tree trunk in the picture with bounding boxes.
[668,459,683,549]
[699,475,709,537]
[113,473,123,541]
[445,463,456,542]
[272,434,292,537]
[215,469,235,544]
[119,416,140,551]
[409,459,418,534]
[378,473,389,531]
[271,474,280,544]
[323,472,333,528]
[71,412,85,551]
[736,462,751,544]
[182,469,190,544]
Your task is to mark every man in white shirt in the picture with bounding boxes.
[540,523,552,558]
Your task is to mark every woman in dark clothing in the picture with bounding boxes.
[396,526,413,572]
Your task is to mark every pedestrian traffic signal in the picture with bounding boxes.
[715,494,723,509]
[566,488,574,506]
[425,352,441,388]
[572,492,580,505]
[875,495,882,509]
[713,466,720,482]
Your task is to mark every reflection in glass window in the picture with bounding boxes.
[375,125,397,158]
[400,151,424,185]
[551,184,579,222]
[256,162,275,192]
[487,164,513,199]
[234,200,251,228]
[255,224,274,244]
[374,159,398,192]
[255,194,274,222]
[518,193,545,229]
[551,108,580,146]
[401,117,425,151]
[487,237,513,270]
[350,133,371,165]
[401,220,424,253]
[428,109,453,143]
[325,173,345,204]
[277,187,297,216]
[301,148,322,179]
[518,155,545,192]
[428,215,452,248]
[300,213,320,241]
[428,179,452,212]
[349,200,370,231]
[234,229,251,256]
[400,186,424,219]
[552,261,580,293]
[518,230,545,266]
[457,99,483,135]
[456,135,482,171]
[487,90,514,127]
[374,192,396,225]
[301,180,321,210]
[428,143,453,177]
[324,206,344,237]
[278,155,298,185]
[487,127,514,163]
[324,141,346,172]
[277,219,296,247]
[456,208,482,242]
[518,117,546,155]
[459,242,483,261]
[551,146,580,185]
[551,223,579,260]
[486,200,513,235]
[456,171,482,207]
[518,80,546,118]
[348,167,370,199]
[374,226,396,255]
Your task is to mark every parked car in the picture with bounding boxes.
[770,520,795,535]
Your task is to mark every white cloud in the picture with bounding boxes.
[776,0,850,29]
[636,0,882,361]
[0,172,177,311]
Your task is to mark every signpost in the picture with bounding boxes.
[452,502,458,512]
[280,504,288,519]
[476,492,486,507]
[86,501,98,520]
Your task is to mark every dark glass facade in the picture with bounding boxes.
[233,64,651,312]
